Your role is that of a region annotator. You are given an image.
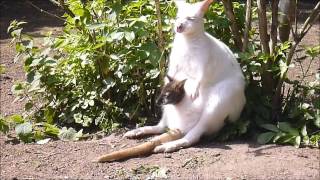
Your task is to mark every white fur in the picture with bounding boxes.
[124,0,246,153]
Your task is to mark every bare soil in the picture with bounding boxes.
[0,1,319,180]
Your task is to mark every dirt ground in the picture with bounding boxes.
[0,1,319,179]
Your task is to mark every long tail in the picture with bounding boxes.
[95,129,182,163]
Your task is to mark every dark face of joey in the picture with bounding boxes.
[156,76,187,105]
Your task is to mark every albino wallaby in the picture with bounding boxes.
[124,0,246,153]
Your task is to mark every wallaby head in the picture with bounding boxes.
[174,0,214,35]
[156,75,187,105]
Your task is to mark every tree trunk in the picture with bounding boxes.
[242,0,252,52]
[222,0,243,51]
[270,0,279,55]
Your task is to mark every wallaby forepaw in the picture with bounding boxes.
[189,83,199,100]
[190,90,199,100]
[153,142,180,153]
[124,129,143,138]
[154,138,191,153]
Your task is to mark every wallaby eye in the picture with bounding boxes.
[186,17,196,21]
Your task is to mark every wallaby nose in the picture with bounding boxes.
[156,97,163,106]
[176,23,184,33]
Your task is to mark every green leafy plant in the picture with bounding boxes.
[6,0,319,148]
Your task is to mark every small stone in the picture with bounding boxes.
[164,153,172,158]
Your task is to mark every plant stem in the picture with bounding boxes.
[58,0,75,18]
[155,0,166,82]
[26,0,65,22]
[272,1,320,118]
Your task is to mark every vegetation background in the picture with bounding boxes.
[0,0,319,179]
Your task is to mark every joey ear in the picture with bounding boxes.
[178,79,187,88]
[166,75,174,82]
[181,79,187,85]
[198,0,214,14]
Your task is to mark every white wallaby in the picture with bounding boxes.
[124,0,246,153]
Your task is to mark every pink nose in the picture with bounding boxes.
[176,24,184,33]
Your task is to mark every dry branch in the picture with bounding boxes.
[222,0,243,50]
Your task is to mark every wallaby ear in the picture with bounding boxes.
[166,75,174,82]
[198,0,214,13]
[181,79,187,85]
[174,0,186,9]
[178,79,187,88]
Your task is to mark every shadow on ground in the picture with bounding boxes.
[0,0,64,39]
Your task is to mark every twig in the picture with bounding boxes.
[58,0,75,18]
[299,2,320,41]
[222,0,243,50]
[48,0,60,6]
[242,0,252,52]
[26,0,65,22]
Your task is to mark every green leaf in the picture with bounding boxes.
[279,60,288,78]
[314,110,320,128]
[149,167,169,179]
[11,83,25,96]
[44,108,55,124]
[15,122,32,135]
[24,102,33,111]
[146,69,160,79]
[260,124,279,132]
[110,31,124,41]
[33,130,44,141]
[110,54,119,60]
[44,123,60,137]
[74,113,83,124]
[257,132,275,144]
[88,99,94,106]
[8,114,24,124]
[86,23,107,30]
[82,115,92,127]
[0,64,6,74]
[301,124,307,137]
[0,118,9,134]
[294,136,301,148]
[58,127,82,141]
[125,31,135,42]
[278,122,299,136]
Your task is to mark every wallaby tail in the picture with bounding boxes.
[94,129,182,163]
